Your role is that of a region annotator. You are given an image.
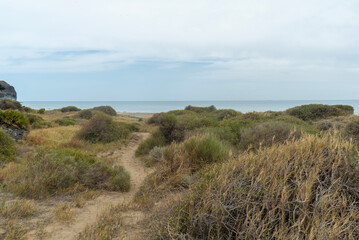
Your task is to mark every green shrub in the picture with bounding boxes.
[0,99,22,110]
[55,118,76,126]
[187,127,236,145]
[215,109,240,120]
[22,107,35,113]
[184,105,216,113]
[0,148,130,199]
[0,130,16,164]
[184,134,229,168]
[77,109,93,120]
[159,134,359,239]
[239,121,302,150]
[0,110,28,129]
[159,113,185,144]
[61,106,81,112]
[149,146,165,162]
[334,105,354,115]
[37,108,45,114]
[92,106,117,116]
[76,114,132,143]
[136,131,165,156]
[184,117,219,130]
[285,104,353,121]
[147,113,163,124]
[26,114,52,129]
[85,162,130,191]
[345,120,359,140]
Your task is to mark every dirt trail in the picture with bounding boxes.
[29,132,152,240]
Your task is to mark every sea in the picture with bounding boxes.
[19,100,359,114]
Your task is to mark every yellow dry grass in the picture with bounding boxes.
[155,133,359,239]
[0,200,37,219]
[26,125,80,147]
[55,202,73,223]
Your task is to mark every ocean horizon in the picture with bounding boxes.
[20,100,359,114]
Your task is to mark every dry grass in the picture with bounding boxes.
[3,219,26,240]
[77,204,124,240]
[26,125,81,147]
[155,133,359,239]
[0,200,37,219]
[55,202,73,223]
[73,190,100,208]
[26,124,129,154]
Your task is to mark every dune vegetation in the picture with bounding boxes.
[1,101,359,239]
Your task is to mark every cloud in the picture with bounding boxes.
[0,0,359,75]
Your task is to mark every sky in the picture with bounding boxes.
[1,0,359,101]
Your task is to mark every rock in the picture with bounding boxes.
[0,81,17,101]
[0,126,28,141]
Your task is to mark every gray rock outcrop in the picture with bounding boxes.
[0,81,17,101]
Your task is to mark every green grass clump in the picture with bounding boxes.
[76,114,132,143]
[184,105,216,113]
[37,108,45,114]
[0,110,28,129]
[0,99,22,110]
[136,131,165,157]
[0,130,16,164]
[184,134,229,168]
[55,118,76,126]
[22,106,35,113]
[143,134,229,191]
[92,106,117,116]
[285,104,353,121]
[158,133,359,239]
[77,109,93,119]
[25,114,52,129]
[345,120,359,141]
[239,121,303,150]
[0,148,130,199]
[159,113,185,144]
[215,109,241,120]
[61,106,81,112]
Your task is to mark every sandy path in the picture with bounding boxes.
[29,132,151,240]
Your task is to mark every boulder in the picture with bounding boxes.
[0,81,17,101]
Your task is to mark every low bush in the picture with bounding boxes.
[25,114,52,129]
[159,113,185,144]
[136,131,165,156]
[22,107,35,113]
[55,118,76,126]
[183,134,229,169]
[239,121,302,150]
[61,106,81,112]
[76,114,132,143]
[0,148,130,198]
[77,109,93,120]
[147,134,229,190]
[158,133,359,239]
[0,110,28,129]
[345,120,359,141]
[92,106,117,116]
[149,146,165,162]
[85,162,130,191]
[184,117,219,130]
[37,108,45,114]
[0,130,16,164]
[147,113,163,124]
[215,109,240,120]
[184,105,216,113]
[0,99,22,110]
[285,104,353,121]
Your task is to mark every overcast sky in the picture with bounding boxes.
[1,0,359,101]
